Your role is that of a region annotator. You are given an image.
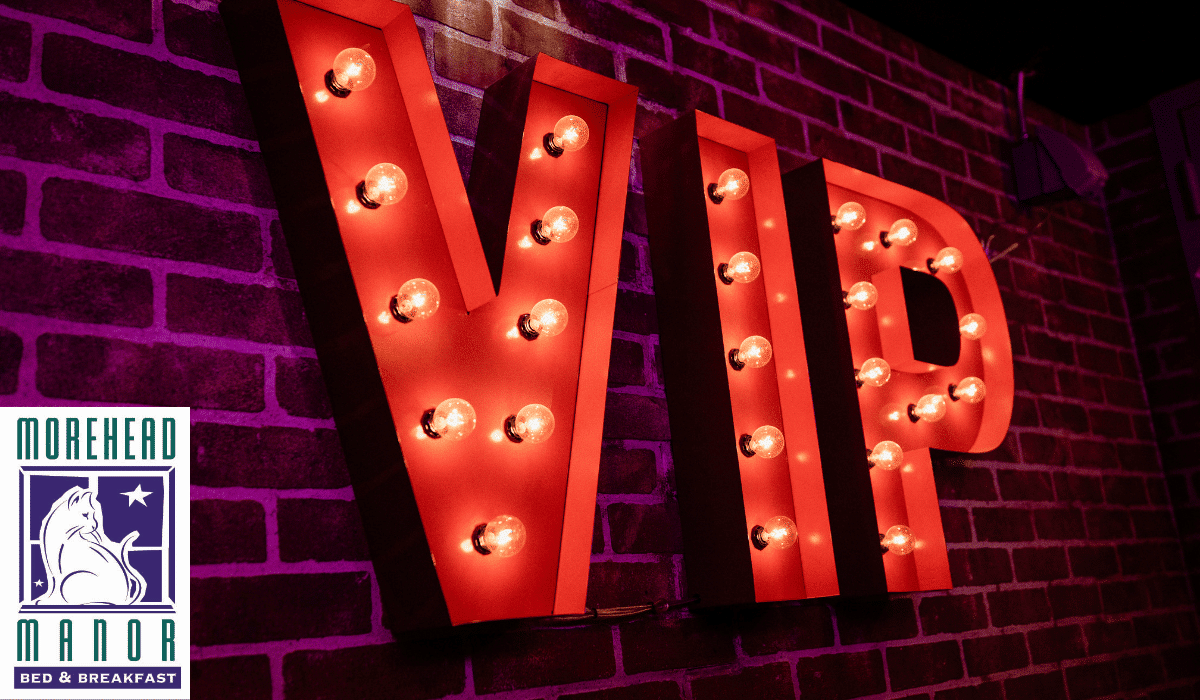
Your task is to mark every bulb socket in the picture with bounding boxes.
[543,133,564,157]
[926,257,939,274]
[831,215,841,234]
[707,182,726,204]
[750,524,769,550]
[529,219,553,245]
[324,69,351,98]
[879,532,890,554]
[878,230,893,248]
[728,349,745,371]
[906,404,921,423]
[355,181,381,209]
[503,415,524,443]
[420,408,442,439]
[843,290,851,309]
[472,523,492,555]
[948,383,960,401]
[518,313,540,340]
[717,263,736,285]
[389,295,414,323]
[854,368,865,389]
[739,433,756,457]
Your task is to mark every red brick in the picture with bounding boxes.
[1030,238,1079,275]
[713,13,795,72]
[37,333,263,411]
[481,626,621,691]
[1147,574,1191,608]
[1019,433,1068,466]
[192,499,266,564]
[0,248,151,328]
[41,178,262,271]
[761,71,838,126]
[835,597,918,644]
[1013,546,1069,581]
[1118,542,1173,575]
[869,78,932,131]
[919,593,986,634]
[42,34,254,138]
[0,169,22,236]
[603,393,670,440]
[848,9,914,59]
[935,113,990,155]
[4,0,150,42]
[875,154,940,200]
[1069,545,1119,577]
[1085,508,1133,539]
[619,616,736,673]
[1049,583,1101,619]
[500,9,613,77]
[562,1,665,58]
[1102,580,1150,614]
[794,650,885,700]
[285,642,465,700]
[691,662,794,700]
[0,16,30,82]
[935,682,1000,700]
[164,1,235,69]
[821,27,885,77]
[1161,644,1200,678]
[1028,625,1085,664]
[988,588,1050,627]
[997,469,1054,501]
[736,603,835,655]
[275,356,331,419]
[1004,671,1067,700]
[945,177,998,217]
[949,88,1004,127]
[963,633,1028,676]
[1023,330,1074,364]
[967,153,1007,190]
[908,130,966,174]
[671,29,755,89]
[432,32,512,90]
[797,45,868,103]
[1103,474,1148,505]
[1033,507,1086,540]
[405,0,491,38]
[840,101,906,152]
[1038,399,1090,434]
[1,94,150,180]
[608,502,682,553]
[627,58,717,113]
[889,60,948,103]
[194,572,371,645]
[562,682,682,700]
[1065,661,1119,700]
[598,446,656,494]
[915,45,969,87]
[632,0,709,35]
[194,655,272,700]
[1086,408,1134,438]
[723,92,806,152]
[940,506,971,542]
[1116,653,1164,690]
[615,289,658,334]
[270,220,294,279]
[1131,510,1176,538]
[948,548,1012,586]
[586,561,672,609]
[720,0,817,42]
[435,84,481,139]
[278,498,369,563]
[886,641,963,691]
[167,274,311,346]
[973,507,1034,542]
[594,504,604,553]
[0,328,20,395]
[809,123,879,176]
[164,133,273,207]
[192,422,350,488]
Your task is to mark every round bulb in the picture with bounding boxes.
[393,278,439,322]
[869,440,904,471]
[834,202,867,231]
[930,246,964,274]
[539,206,579,243]
[959,313,988,340]
[716,168,750,201]
[528,299,568,338]
[911,394,947,422]
[951,376,987,404]
[734,335,772,370]
[723,251,761,284]
[747,425,785,459]
[885,219,918,247]
[330,48,376,92]
[509,404,555,443]
[857,357,891,387]
[883,524,915,555]
[758,515,798,550]
[426,398,476,440]
[479,514,527,557]
[552,115,589,152]
[362,163,407,206]
[845,281,878,310]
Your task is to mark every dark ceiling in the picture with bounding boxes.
[838,0,1198,124]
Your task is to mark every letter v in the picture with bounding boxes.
[222,0,637,628]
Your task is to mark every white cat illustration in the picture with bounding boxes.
[35,487,146,605]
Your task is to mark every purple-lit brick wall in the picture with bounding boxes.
[1,0,1198,698]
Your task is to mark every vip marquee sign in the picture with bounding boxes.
[222,0,1012,629]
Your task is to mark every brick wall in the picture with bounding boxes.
[1,0,1197,698]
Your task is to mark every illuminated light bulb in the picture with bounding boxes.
[390,278,439,322]
[907,393,947,423]
[927,246,964,275]
[868,440,904,470]
[325,48,376,97]
[880,218,918,248]
[707,168,750,204]
[472,514,527,557]
[832,201,866,233]
[855,357,891,388]
[843,281,878,310]
[717,251,761,285]
[518,299,568,340]
[959,313,988,340]
[949,376,987,403]
[421,398,476,440]
[543,115,589,156]
[880,524,915,555]
[728,335,772,371]
[505,404,555,443]
[357,163,407,209]
[751,515,798,550]
[531,205,579,245]
[739,425,785,459]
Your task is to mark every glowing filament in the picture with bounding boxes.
[729,335,772,370]
[844,281,878,310]
[927,246,964,274]
[532,205,579,245]
[391,278,439,322]
[833,201,866,232]
[908,394,947,422]
[856,357,891,388]
[959,313,987,340]
[740,425,785,459]
[868,440,903,470]
[326,48,376,96]
[518,299,568,340]
[358,163,407,208]
[718,251,761,284]
[505,404,555,443]
[544,115,589,156]
[752,515,798,550]
[882,524,915,555]
[472,514,527,557]
[881,218,918,248]
[421,398,476,440]
[708,168,750,203]
[950,376,986,403]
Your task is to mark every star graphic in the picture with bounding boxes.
[34,579,43,588]
[120,484,153,507]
